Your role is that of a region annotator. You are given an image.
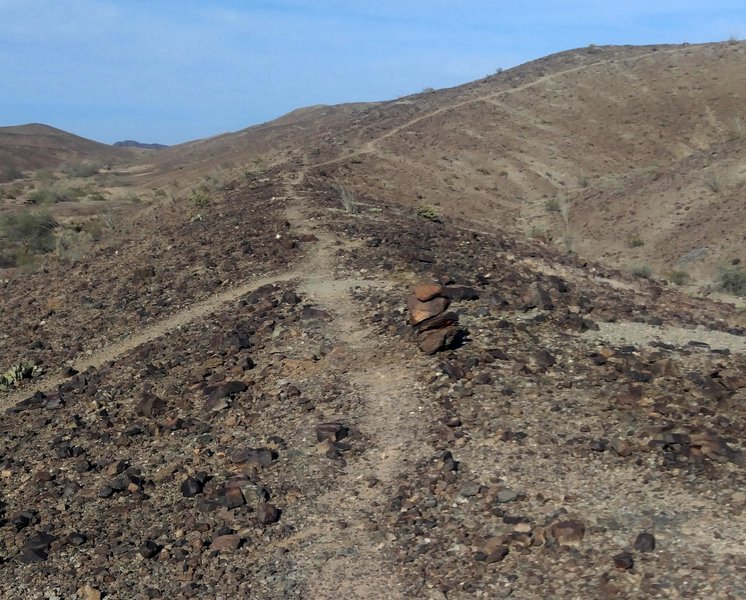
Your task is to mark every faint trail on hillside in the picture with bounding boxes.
[311,47,683,169]
[1,268,307,411]
[279,170,429,598]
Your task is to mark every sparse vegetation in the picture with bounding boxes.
[704,172,723,193]
[0,209,58,264]
[577,171,589,188]
[27,185,72,205]
[667,270,690,286]
[416,204,440,222]
[719,265,746,296]
[0,362,42,391]
[62,161,102,178]
[626,235,645,248]
[190,191,210,209]
[335,181,358,214]
[727,116,744,140]
[630,264,652,278]
[34,169,57,186]
[544,198,561,213]
[0,165,23,183]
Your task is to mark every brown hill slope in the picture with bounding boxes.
[0,123,136,171]
[1,44,746,596]
[132,41,746,284]
[0,159,745,597]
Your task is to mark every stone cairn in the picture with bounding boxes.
[408,282,467,354]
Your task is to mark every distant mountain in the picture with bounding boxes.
[0,123,133,171]
[113,140,168,150]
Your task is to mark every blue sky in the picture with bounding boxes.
[1,1,744,145]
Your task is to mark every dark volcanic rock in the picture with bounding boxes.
[135,394,167,417]
[613,551,635,570]
[634,532,656,553]
[256,502,281,524]
[442,286,479,301]
[181,476,205,498]
[139,540,160,559]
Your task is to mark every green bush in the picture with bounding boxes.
[416,204,440,222]
[630,264,652,279]
[62,161,102,178]
[719,266,746,296]
[190,191,210,208]
[0,209,58,255]
[27,186,71,205]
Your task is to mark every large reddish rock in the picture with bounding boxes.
[408,296,450,325]
[418,326,460,355]
[413,311,459,334]
[413,282,444,302]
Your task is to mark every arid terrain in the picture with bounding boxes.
[0,41,745,599]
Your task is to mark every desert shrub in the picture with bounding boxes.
[334,181,358,214]
[719,266,746,296]
[416,205,440,222]
[667,270,690,286]
[545,198,561,213]
[0,209,57,255]
[34,169,57,187]
[86,191,108,202]
[727,116,744,140]
[626,235,645,248]
[630,264,652,279]
[0,165,23,183]
[27,186,72,205]
[704,172,723,193]
[190,191,210,208]
[62,161,102,178]
[55,228,89,262]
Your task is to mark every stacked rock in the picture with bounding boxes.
[408,283,463,354]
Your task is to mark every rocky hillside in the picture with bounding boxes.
[1,41,745,599]
[0,155,744,598]
[126,41,746,284]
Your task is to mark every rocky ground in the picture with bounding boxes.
[0,164,744,598]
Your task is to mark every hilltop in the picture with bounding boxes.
[0,124,136,172]
[113,141,169,150]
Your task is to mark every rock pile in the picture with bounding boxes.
[407,282,468,354]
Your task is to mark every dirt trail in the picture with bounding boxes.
[1,269,303,410]
[280,172,430,598]
[311,47,682,169]
[3,166,431,597]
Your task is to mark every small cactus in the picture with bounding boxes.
[0,362,41,391]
